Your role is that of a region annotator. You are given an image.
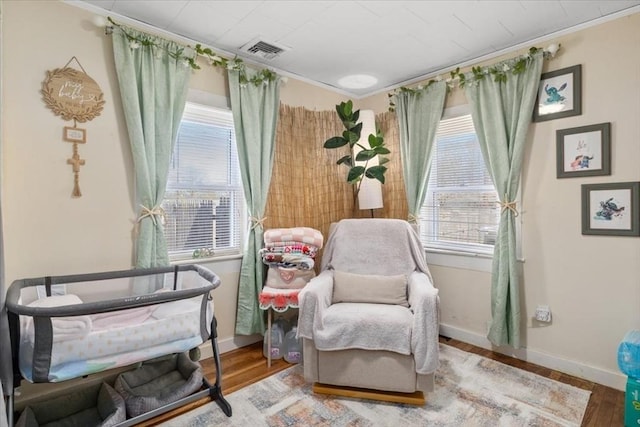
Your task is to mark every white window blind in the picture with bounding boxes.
[162,102,245,260]
[419,113,500,254]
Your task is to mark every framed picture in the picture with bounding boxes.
[556,122,611,178]
[533,64,582,122]
[581,182,640,236]
[63,126,86,143]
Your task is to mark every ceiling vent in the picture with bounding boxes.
[240,38,290,60]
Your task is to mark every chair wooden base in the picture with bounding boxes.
[312,382,426,406]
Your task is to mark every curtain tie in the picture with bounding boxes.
[249,216,267,230]
[407,213,420,224]
[497,196,519,217]
[138,205,166,226]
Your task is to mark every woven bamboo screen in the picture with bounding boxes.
[263,105,408,265]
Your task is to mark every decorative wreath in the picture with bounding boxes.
[41,67,105,123]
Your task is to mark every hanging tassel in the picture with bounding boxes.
[72,174,82,198]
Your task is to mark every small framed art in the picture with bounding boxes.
[533,64,582,122]
[556,122,611,178]
[581,182,639,236]
[63,126,86,143]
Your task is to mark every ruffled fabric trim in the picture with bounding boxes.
[259,287,301,312]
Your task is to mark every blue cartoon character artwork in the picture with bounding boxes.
[570,154,594,171]
[594,197,625,221]
[535,65,581,122]
[544,82,567,106]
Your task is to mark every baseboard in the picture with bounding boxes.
[199,326,627,391]
[439,323,627,391]
[198,334,263,360]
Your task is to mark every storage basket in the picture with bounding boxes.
[114,352,203,417]
[15,382,125,427]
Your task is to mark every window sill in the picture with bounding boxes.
[425,248,493,272]
[424,247,524,273]
[170,253,243,265]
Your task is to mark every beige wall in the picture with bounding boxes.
[0,1,344,345]
[2,1,639,390]
[365,13,640,389]
[520,14,639,386]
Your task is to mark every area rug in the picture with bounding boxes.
[160,344,591,426]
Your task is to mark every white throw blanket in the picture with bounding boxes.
[24,294,91,343]
[298,219,440,374]
[321,218,433,281]
[91,305,155,330]
[311,301,414,355]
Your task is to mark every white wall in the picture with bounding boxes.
[3,1,135,279]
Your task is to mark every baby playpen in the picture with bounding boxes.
[5,264,231,426]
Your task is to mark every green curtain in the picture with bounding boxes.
[230,69,281,335]
[465,53,543,348]
[112,26,191,268]
[395,81,447,224]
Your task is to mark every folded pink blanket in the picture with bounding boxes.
[263,228,323,249]
[261,243,318,258]
[91,306,155,330]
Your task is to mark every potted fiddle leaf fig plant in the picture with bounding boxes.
[324,100,389,201]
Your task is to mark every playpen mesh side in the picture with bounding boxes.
[8,265,219,383]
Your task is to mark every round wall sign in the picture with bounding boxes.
[41,67,105,123]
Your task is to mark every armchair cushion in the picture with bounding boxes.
[332,271,408,307]
[317,302,412,354]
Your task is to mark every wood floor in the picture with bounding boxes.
[144,336,624,426]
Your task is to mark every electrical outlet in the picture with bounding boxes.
[535,305,552,323]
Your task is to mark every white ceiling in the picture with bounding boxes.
[74,0,640,97]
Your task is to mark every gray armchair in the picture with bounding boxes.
[297,218,439,400]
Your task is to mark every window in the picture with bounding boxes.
[419,111,500,255]
[162,102,245,261]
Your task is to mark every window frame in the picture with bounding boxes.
[163,90,246,263]
[420,105,524,272]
